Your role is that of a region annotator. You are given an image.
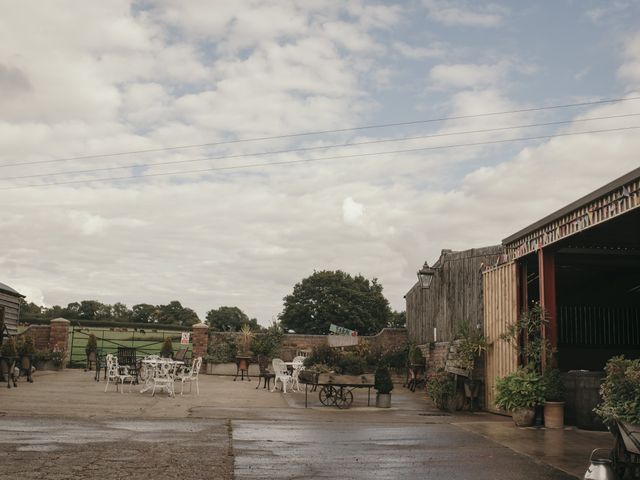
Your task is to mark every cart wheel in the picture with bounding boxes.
[319,386,336,406]
[334,389,353,409]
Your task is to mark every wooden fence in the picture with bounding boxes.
[483,261,519,412]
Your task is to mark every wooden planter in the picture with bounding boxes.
[544,402,565,429]
[512,408,536,427]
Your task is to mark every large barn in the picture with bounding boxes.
[0,281,25,336]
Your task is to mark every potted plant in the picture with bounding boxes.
[426,370,456,411]
[205,335,238,374]
[495,368,545,427]
[85,334,98,371]
[50,345,67,369]
[0,337,18,384]
[374,364,394,408]
[33,348,53,370]
[160,337,173,358]
[541,368,565,428]
[17,336,35,382]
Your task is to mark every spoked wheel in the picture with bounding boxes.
[319,385,336,406]
[334,388,353,409]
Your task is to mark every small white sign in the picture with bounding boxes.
[181,332,190,345]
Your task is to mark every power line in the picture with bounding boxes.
[2,125,638,191]
[3,112,639,180]
[4,95,640,167]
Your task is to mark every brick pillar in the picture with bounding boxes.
[192,323,209,372]
[49,318,70,368]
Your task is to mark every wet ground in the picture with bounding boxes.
[0,369,613,479]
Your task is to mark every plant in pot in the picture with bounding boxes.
[541,368,565,428]
[235,324,254,377]
[17,336,35,382]
[426,369,456,411]
[374,364,394,408]
[451,322,487,406]
[85,334,98,371]
[495,367,545,427]
[1,337,18,384]
[160,337,174,358]
[50,344,67,368]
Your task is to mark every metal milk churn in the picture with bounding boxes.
[583,449,618,480]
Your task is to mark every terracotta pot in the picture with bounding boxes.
[543,401,565,429]
[512,407,536,427]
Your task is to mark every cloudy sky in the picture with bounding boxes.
[2,1,640,324]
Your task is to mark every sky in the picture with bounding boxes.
[1,1,640,325]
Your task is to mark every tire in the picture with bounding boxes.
[334,389,353,409]
[319,386,336,406]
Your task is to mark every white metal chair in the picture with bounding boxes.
[104,354,134,393]
[151,360,178,397]
[271,358,293,393]
[290,363,305,392]
[176,357,202,395]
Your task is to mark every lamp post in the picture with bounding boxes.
[417,262,436,289]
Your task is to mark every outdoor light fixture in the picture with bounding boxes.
[417,261,436,289]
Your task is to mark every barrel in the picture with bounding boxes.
[567,371,606,431]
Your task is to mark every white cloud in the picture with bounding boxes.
[423,0,508,28]
[618,32,640,84]
[428,62,508,89]
[342,197,365,225]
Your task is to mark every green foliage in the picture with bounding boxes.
[426,370,456,410]
[388,310,406,328]
[595,356,640,425]
[206,306,260,332]
[303,344,341,368]
[86,334,98,351]
[409,344,425,365]
[18,336,35,356]
[279,270,392,335]
[541,368,565,402]
[251,322,284,359]
[1,337,18,357]
[374,365,394,394]
[51,345,66,366]
[450,321,487,377]
[337,353,366,375]
[495,368,545,411]
[33,348,52,363]
[500,304,551,374]
[206,336,238,363]
[380,345,408,371]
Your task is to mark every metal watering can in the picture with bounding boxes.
[583,449,618,480]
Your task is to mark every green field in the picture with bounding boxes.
[68,326,192,367]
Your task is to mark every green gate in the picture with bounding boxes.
[68,324,192,368]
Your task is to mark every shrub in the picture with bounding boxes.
[595,355,640,425]
[51,345,66,366]
[426,370,456,410]
[380,345,408,371]
[206,336,237,363]
[495,368,545,411]
[33,348,52,363]
[541,368,565,402]
[303,344,340,368]
[337,353,366,375]
[251,323,283,359]
[1,337,18,357]
[160,337,173,357]
[374,365,394,394]
[18,336,36,356]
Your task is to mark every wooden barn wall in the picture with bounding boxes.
[0,292,21,335]
[406,246,503,345]
[483,262,519,413]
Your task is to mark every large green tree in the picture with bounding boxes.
[279,270,392,335]
[206,306,259,331]
[155,300,200,326]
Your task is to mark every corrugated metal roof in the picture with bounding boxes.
[0,282,24,298]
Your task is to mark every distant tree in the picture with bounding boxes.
[112,302,131,322]
[156,300,200,326]
[78,300,104,320]
[388,310,406,328]
[64,302,81,318]
[43,305,66,319]
[206,306,259,332]
[279,270,392,335]
[131,303,158,324]
[19,299,44,322]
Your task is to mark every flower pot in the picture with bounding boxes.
[543,401,565,429]
[375,392,392,408]
[512,407,536,427]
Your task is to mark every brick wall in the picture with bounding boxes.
[48,318,70,367]
[23,325,51,351]
[191,323,208,371]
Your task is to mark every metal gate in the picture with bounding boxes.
[68,325,192,368]
[483,262,519,412]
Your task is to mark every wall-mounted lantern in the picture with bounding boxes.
[417,262,436,289]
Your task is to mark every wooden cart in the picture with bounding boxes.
[610,420,640,478]
[304,373,375,409]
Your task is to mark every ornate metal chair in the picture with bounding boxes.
[175,357,202,395]
[104,354,134,393]
[271,358,293,393]
[151,360,177,397]
[117,347,139,384]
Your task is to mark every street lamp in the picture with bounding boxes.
[417,262,436,289]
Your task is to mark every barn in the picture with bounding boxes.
[0,281,25,336]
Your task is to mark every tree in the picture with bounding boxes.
[112,302,131,322]
[388,310,406,328]
[279,270,392,335]
[156,300,200,326]
[19,299,43,322]
[131,303,157,324]
[206,306,259,331]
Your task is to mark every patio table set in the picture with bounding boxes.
[104,353,202,397]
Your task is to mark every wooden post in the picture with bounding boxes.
[538,248,558,368]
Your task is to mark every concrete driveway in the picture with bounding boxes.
[0,369,612,479]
